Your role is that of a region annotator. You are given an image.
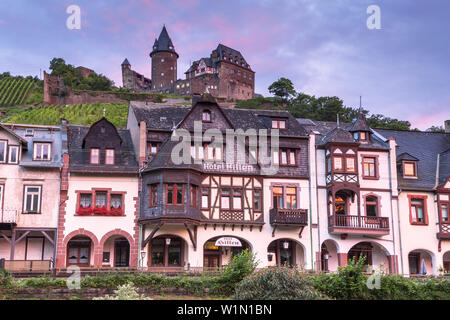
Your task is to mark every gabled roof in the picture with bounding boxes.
[67,125,138,174]
[0,124,28,149]
[377,129,450,190]
[150,25,178,57]
[349,112,371,132]
[215,44,251,70]
[397,152,419,161]
[321,126,357,144]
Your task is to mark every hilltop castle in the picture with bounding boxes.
[121,26,255,101]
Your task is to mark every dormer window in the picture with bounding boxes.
[271,119,286,129]
[105,149,115,165]
[148,142,160,155]
[90,148,99,164]
[202,110,211,122]
[33,143,51,161]
[403,161,417,178]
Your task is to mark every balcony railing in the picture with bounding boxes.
[270,208,308,226]
[0,209,18,224]
[328,215,389,233]
[438,222,450,239]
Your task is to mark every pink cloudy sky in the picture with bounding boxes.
[0,0,449,130]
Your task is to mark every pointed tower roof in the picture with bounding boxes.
[121,58,131,66]
[349,112,371,132]
[150,25,179,58]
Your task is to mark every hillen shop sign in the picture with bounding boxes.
[215,237,242,247]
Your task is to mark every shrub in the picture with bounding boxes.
[234,267,327,300]
[314,257,370,300]
[0,269,13,288]
[216,249,258,296]
[93,282,151,300]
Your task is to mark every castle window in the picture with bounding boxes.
[202,110,211,122]
[90,148,99,164]
[105,149,115,165]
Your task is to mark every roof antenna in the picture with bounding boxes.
[359,96,362,113]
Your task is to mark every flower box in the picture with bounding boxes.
[76,206,124,216]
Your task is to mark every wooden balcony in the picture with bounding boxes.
[0,209,17,230]
[270,208,308,226]
[437,222,450,240]
[328,214,390,236]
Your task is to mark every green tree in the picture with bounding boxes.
[268,77,296,100]
[426,125,444,133]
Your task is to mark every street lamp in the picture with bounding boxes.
[140,250,146,268]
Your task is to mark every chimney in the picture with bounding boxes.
[445,120,450,133]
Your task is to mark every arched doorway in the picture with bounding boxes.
[67,236,93,267]
[102,235,130,267]
[408,249,434,275]
[321,239,339,273]
[149,235,186,267]
[267,239,305,267]
[347,241,389,273]
[203,236,251,269]
[443,251,450,273]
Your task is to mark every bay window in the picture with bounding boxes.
[150,184,158,207]
[166,184,184,205]
[190,185,197,208]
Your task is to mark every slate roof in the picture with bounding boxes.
[67,125,138,174]
[121,58,130,66]
[150,26,178,57]
[131,101,308,137]
[216,44,251,69]
[439,149,450,186]
[297,118,389,150]
[376,129,450,190]
[349,112,371,132]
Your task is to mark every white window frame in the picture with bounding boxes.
[105,149,115,165]
[0,140,7,163]
[8,145,19,164]
[23,185,42,214]
[90,148,100,164]
[33,143,51,161]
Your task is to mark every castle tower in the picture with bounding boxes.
[150,25,178,92]
[121,58,134,90]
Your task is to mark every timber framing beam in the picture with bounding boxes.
[142,222,163,249]
[184,223,197,251]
